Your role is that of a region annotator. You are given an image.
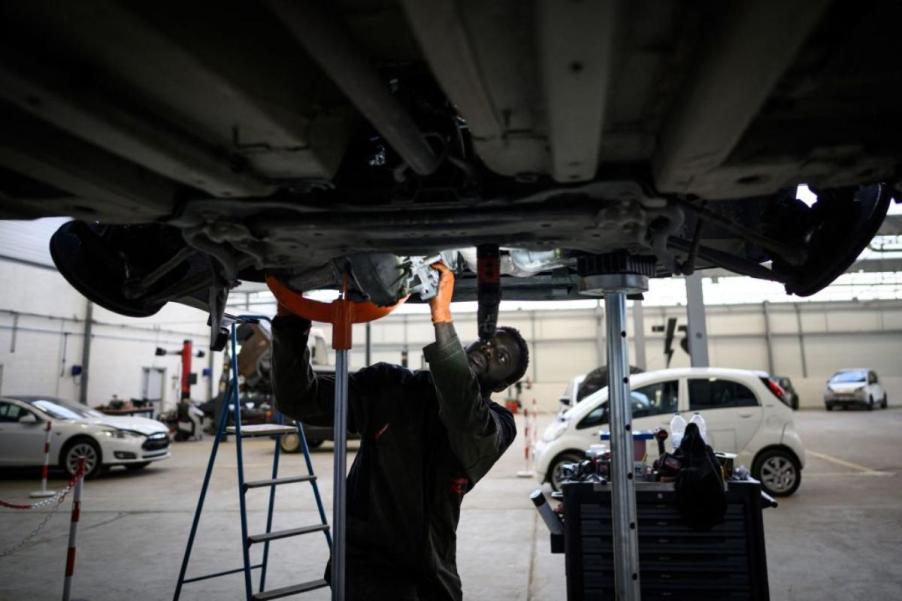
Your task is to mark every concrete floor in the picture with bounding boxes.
[1,408,901,600]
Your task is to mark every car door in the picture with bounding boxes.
[0,400,46,465]
[596,378,680,460]
[868,371,884,402]
[685,377,764,453]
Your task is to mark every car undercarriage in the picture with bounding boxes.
[0,1,899,331]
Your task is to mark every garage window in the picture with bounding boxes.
[689,378,758,410]
[577,380,679,429]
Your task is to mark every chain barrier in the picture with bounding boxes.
[0,463,86,559]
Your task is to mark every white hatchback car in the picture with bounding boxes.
[824,369,888,411]
[534,368,806,496]
[0,396,171,478]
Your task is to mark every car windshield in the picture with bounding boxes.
[830,371,866,384]
[29,399,85,420]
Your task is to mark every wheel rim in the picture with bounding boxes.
[551,457,578,490]
[67,443,98,475]
[760,455,796,494]
[281,433,300,452]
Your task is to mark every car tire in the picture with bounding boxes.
[61,437,102,479]
[825,403,833,411]
[753,448,801,497]
[547,451,584,491]
[125,462,151,471]
[279,433,325,454]
[280,432,300,454]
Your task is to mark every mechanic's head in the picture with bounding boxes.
[466,326,529,393]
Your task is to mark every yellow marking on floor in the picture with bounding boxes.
[807,451,885,475]
[805,471,894,478]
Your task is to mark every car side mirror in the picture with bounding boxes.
[19,413,40,424]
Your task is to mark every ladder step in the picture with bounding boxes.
[248,524,329,545]
[244,474,316,490]
[226,424,297,437]
[252,579,330,600]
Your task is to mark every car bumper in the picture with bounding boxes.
[100,434,171,464]
[824,396,868,407]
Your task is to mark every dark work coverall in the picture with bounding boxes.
[271,315,516,601]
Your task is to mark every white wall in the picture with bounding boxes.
[0,260,222,411]
[327,300,902,413]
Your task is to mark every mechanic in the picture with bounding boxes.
[271,263,528,600]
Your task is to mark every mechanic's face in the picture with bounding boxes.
[466,331,521,393]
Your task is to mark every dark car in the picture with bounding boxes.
[0,2,895,339]
[774,376,800,410]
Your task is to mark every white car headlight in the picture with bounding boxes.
[100,429,144,439]
[542,419,569,442]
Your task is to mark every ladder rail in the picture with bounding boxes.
[259,413,283,593]
[230,323,255,601]
[174,314,331,600]
[297,420,333,548]
[172,375,237,601]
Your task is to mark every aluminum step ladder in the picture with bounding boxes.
[174,316,332,601]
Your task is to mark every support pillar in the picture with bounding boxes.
[685,273,709,367]
[632,300,647,370]
[594,301,606,366]
[762,301,774,374]
[78,301,93,405]
[794,303,808,377]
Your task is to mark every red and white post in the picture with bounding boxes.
[30,420,55,498]
[62,457,85,601]
[516,405,534,477]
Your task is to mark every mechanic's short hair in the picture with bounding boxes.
[495,326,529,388]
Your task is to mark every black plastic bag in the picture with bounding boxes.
[674,422,727,531]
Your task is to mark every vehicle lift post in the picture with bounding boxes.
[580,267,649,601]
[267,275,404,601]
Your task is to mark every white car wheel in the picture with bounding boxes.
[548,452,584,491]
[63,439,102,479]
[754,450,801,497]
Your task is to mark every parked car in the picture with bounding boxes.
[824,369,888,411]
[557,374,586,414]
[534,368,806,497]
[0,396,171,478]
[774,376,800,410]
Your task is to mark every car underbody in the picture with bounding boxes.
[0,1,899,331]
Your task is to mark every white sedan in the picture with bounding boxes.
[534,368,806,497]
[0,396,171,478]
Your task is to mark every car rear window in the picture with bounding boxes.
[689,378,759,410]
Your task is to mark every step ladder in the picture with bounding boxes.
[174,316,332,601]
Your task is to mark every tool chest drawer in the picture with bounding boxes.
[555,481,769,601]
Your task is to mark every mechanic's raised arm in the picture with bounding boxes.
[271,312,338,428]
[423,264,514,484]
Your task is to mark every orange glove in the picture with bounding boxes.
[429,262,454,323]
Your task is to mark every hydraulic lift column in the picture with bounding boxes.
[579,255,652,601]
